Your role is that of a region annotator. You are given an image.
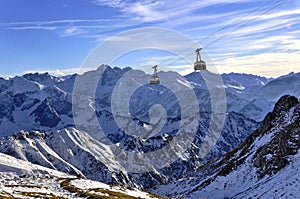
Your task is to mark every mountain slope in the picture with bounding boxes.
[151,95,300,199]
[222,72,269,88]
[0,152,164,199]
[0,128,134,186]
[0,111,259,189]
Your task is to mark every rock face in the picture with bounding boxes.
[273,95,299,113]
[151,95,300,199]
[253,95,299,178]
[31,99,61,128]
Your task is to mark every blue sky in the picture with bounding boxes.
[0,0,300,77]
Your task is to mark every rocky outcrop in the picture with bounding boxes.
[253,95,300,178]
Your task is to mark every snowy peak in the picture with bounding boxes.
[98,65,132,86]
[222,72,269,88]
[257,72,300,101]
[8,76,43,94]
[23,72,58,87]
[276,71,297,80]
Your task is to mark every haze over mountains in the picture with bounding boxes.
[0,66,299,198]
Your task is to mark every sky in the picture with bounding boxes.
[0,0,300,77]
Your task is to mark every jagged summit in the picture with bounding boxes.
[222,72,269,87]
[273,94,298,112]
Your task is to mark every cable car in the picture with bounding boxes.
[150,65,160,84]
[194,48,206,71]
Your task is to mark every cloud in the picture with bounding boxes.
[212,51,300,77]
[1,17,124,33]
[241,8,300,21]
[93,0,167,22]
[2,0,299,78]
[92,0,124,8]
[92,0,256,23]
[123,2,167,22]
[61,26,87,37]
[0,18,116,26]
[8,26,60,30]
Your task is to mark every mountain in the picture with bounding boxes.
[0,128,134,185]
[185,71,300,121]
[222,72,269,88]
[151,95,300,199]
[0,113,259,189]
[0,67,262,189]
[0,68,298,137]
[223,72,300,120]
[254,72,300,101]
[0,152,163,199]
[0,67,299,193]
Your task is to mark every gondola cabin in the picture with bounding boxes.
[150,65,160,84]
[194,48,206,71]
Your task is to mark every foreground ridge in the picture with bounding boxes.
[152,95,300,199]
[0,153,165,199]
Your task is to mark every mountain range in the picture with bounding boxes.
[0,66,299,198]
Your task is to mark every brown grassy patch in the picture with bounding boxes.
[5,184,43,189]
[17,191,65,199]
[0,192,19,199]
[60,178,167,199]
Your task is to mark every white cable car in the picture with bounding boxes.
[150,65,160,84]
[194,48,206,71]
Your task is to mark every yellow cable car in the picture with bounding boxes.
[194,48,206,71]
[150,65,160,84]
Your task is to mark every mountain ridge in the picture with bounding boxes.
[151,95,300,198]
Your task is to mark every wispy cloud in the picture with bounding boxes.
[2,0,299,77]
[3,17,138,38]
[213,51,300,77]
[61,26,87,37]
[241,8,300,21]
[0,18,116,26]
[8,26,60,30]
[93,0,167,22]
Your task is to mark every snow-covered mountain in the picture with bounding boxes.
[0,67,298,137]
[0,114,259,189]
[0,67,262,189]
[186,71,300,121]
[151,95,300,198]
[0,66,299,196]
[222,72,269,88]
